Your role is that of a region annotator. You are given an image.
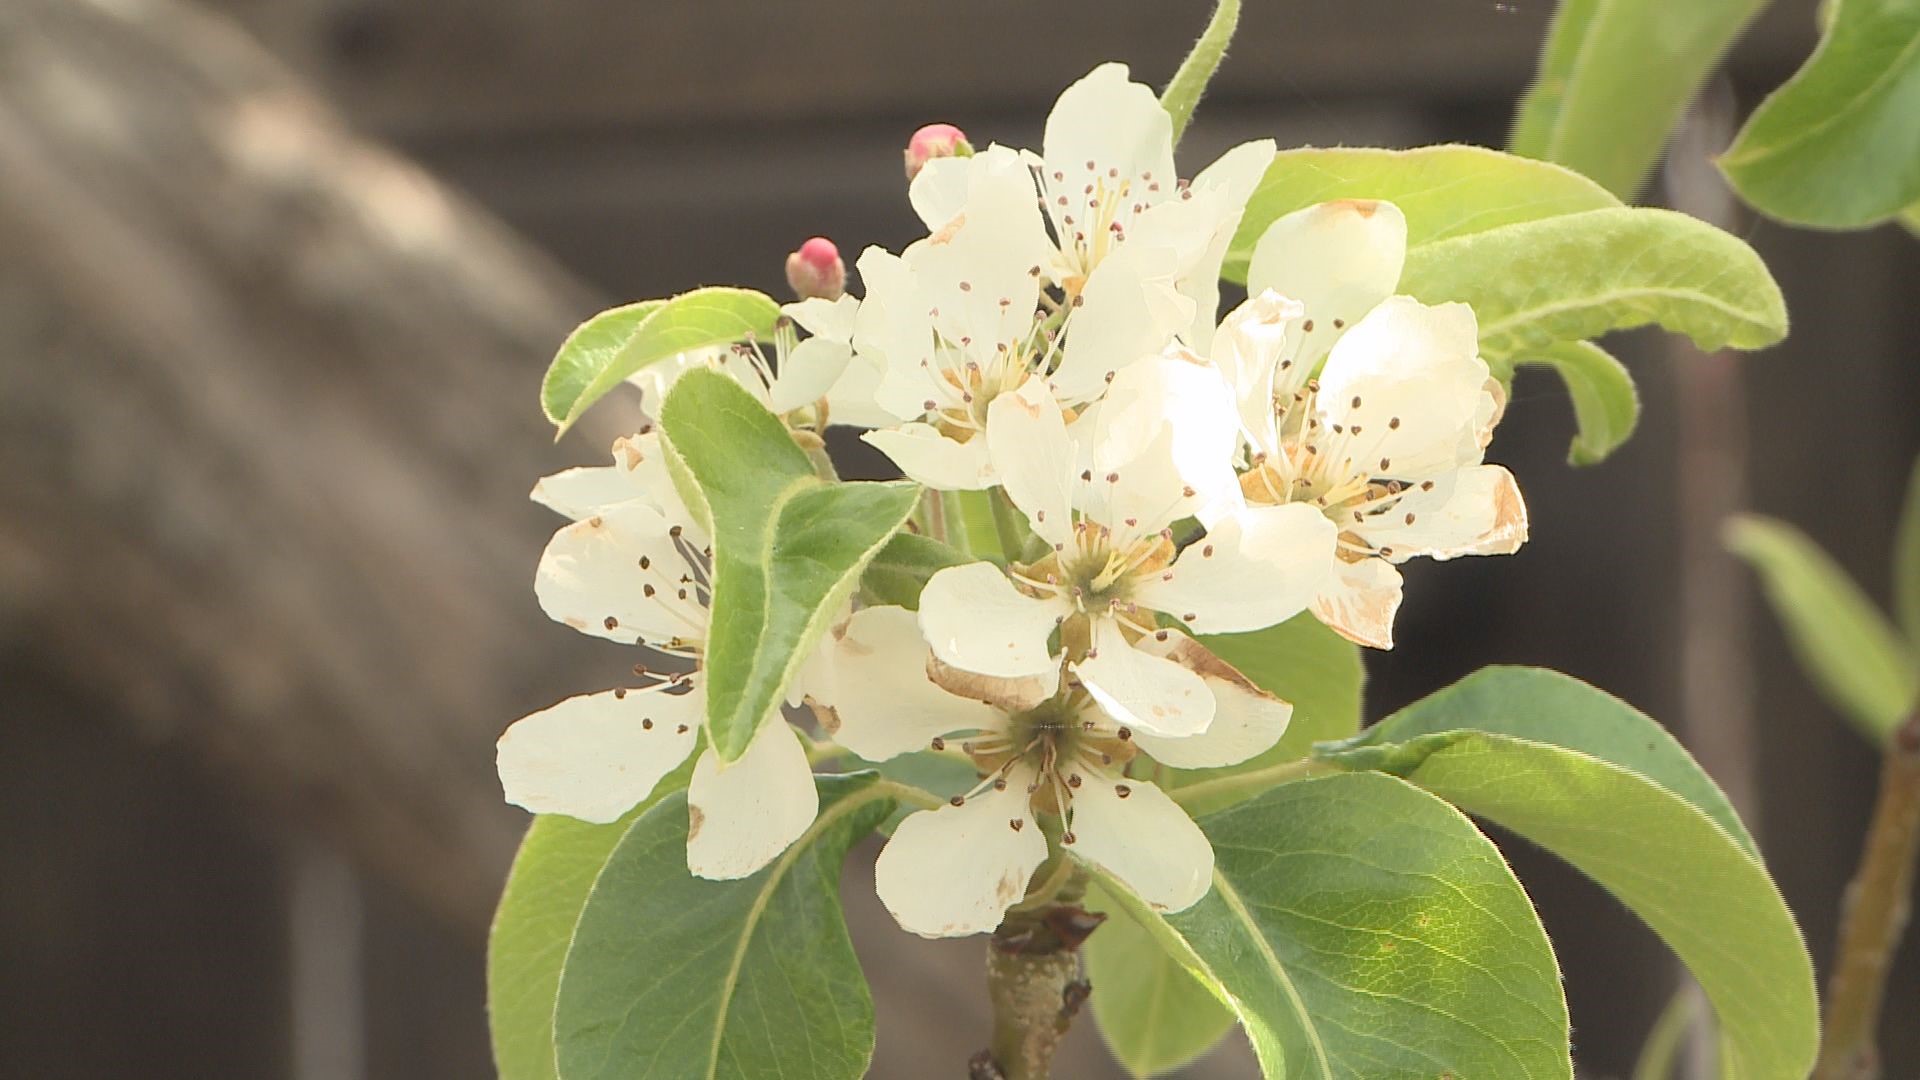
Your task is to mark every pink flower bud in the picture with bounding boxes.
[904,123,973,180]
[785,236,846,301]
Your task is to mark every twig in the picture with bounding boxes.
[1159,0,1243,145]
[976,875,1103,1079]
[1813,709,1920,1080]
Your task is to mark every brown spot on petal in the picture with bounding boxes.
[1327,198,1380,218]
[687,806,705,840]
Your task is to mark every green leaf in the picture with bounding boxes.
[1319,668,1818,1080]
[1160,0,1241,146]
[1223,145,1621,283]
[1095,772,1572,1080]
[659,369,919,760]
[553,774,893,1080]
[543,288,781,435]
[1514,340,1641,466]
[1083,880,1236,1078]
[1719,0,1920,228]
[1168,614,1365,816]
[1399,207,1788,363]
[1509,0,1770,199]
[1896,454,1920,642]
[858,532,970,610]
[1727,515,1919,743]
[1321,666,1753,854]
[488,760,696,1080]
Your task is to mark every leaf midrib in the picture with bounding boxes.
[1206,871,1334,1078]
[699,782,888,1080]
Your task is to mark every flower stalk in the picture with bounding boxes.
[976,873,1102,1080]
[1813,708,1920,1080]
[1159,0,1242,145]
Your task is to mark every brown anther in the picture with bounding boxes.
[1302,319,1315,332]
[950,795,966,807]
[1009,818,1025,831]
[1061,831,1078,844]
[642,718,653,729]
[676,724,689,734]
[1067,774,1083,789]
[643,584,657,597]
[603,616,619,630]
[1154,629,1169,641]
[1389,417,1402,430]
[931,736,946,750]
[1115,784,1132,798]
[1118,727,1133,741]
[639,555,651,569]
[1202,544,1215,557]
[613,688,627,700]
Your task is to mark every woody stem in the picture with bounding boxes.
[1813,709,1920,1080]
[975,870,1100,1080]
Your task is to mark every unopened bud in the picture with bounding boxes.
[904,123,973,180]
[784,236,846,301]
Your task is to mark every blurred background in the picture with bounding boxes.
[2,0,1915,1076]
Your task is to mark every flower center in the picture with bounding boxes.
[955,693,1137,826]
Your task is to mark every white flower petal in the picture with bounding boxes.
[769,337,853,414]
[1132,504,1337,635]
[821,353,896,430]
[1210,290,1306,461]
[1074,352,1243,530]
[852,247,941,420]
[985,375,1075,546]
[1311,557,1405,650]
[875,767,1048,938]
[1147,138,1276,349]
[1360,464,1528,562]
[1042,64,1176,237]
[1246,199,1407,379]
[919,562,1068,678]
[496,684,702,823]
[862,424,997,490]
[534,501,708,646]
[531,432,692,524]
[1130,634,1292,769]
[1053,242,1190,402]
[686,718,819,880]
[807,607,1003,761]
[784,294,859,343]
[1073,618,1214,738]
[1316,297,1490,481]
[909,153,973,231]
[1067,774,1212,913]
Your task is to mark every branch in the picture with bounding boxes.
[974,877,1103,1080]
[1814,709,1920,1080]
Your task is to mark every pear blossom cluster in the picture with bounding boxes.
[496,63,1529,938]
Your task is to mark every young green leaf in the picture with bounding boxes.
[487,758,696,1080]
[1727,515,1919,744]
[1222,145,1620,283]
[859,532,970,611]
[1400,207,1788,363]
[1159,0,1241,145]
[1319,668,1818,1080]
[1167,614,1365,817]
[1508,0,1770,199]
[1719,0,1920,228]
[1898,455,1920,641]
[1093,772,1572,1080]
[553,774,893,1080]
[543,287,781,435]
[1513,340,1641,466]
[1083,880,1236,1079]
[659,369,919,760]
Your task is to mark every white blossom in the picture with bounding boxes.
[916,359,1335,737]
[803,605,1293,937]
[497,432,820,880]
[1215,199,1529,648]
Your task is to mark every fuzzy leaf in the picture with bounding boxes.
[659,370,918,760]
[1514,340,1641,466]
[859,532,970,611]
[544,288,780,435]
[1400,207,1788,363]
[1223,144,1620,283]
